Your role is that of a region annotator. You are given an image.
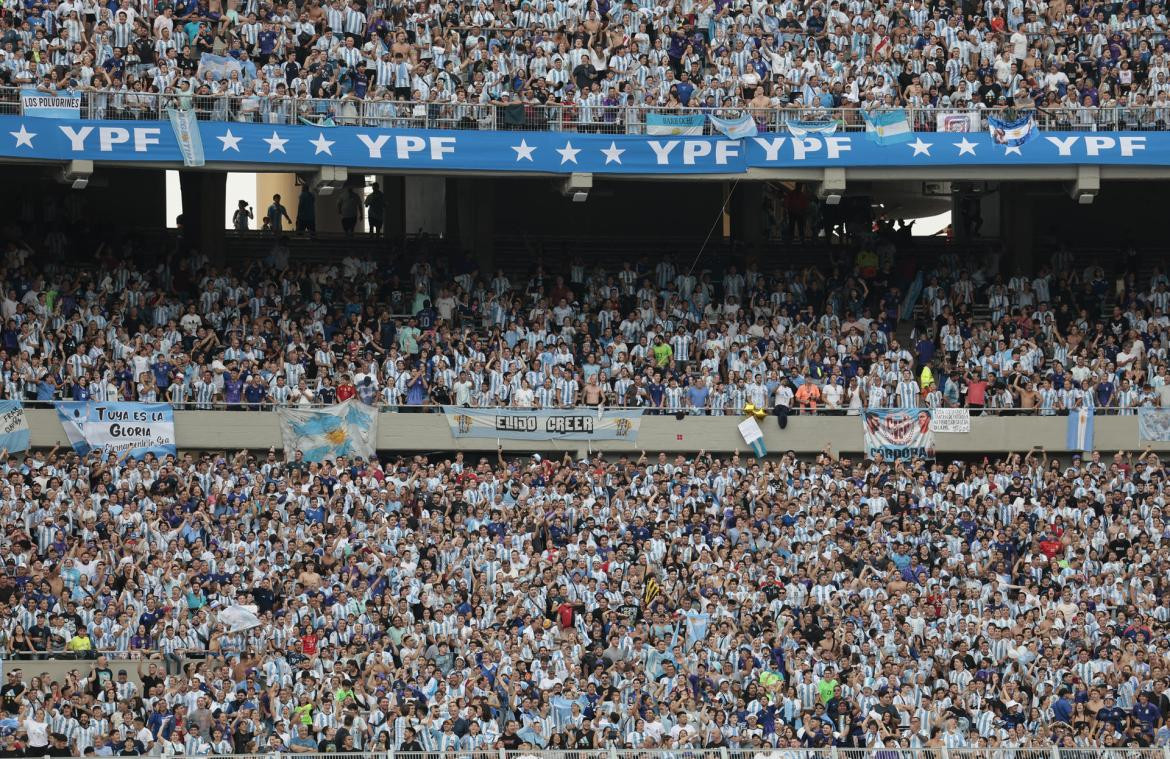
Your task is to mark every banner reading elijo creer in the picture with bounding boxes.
[54,401,176,459]
[861,408,935,461]
[445,406,641,442]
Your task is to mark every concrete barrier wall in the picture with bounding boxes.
[19,408,1155,455]
[0,657,184,690]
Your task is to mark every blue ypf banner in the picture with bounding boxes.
[0,115,1155,174]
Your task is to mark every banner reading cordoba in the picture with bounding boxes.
[445,407,641,441]
[1139,408,1170,441]
[53,402,176,459]
[277,399,378,461]
[861,408,935,461]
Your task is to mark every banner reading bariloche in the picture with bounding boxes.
[861,408,935,461]
[53,402,176,459]
[0,401,30,453]
[445,407,641,441]
[1139,408,1170,442]
[645,113,705,136]
[277,399,378,462]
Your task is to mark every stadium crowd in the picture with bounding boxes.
[0,216,1163,416]
[2,0,1170,128]
[0,440,1169,755]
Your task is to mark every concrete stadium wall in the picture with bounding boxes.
[0,658,182,690]
[20,409,1156,455]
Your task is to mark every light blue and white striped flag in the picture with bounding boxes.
[1066,406,1094,453]
[708,113,758,139]
[785,119,838,139]
[0,401,29,453]
[861,108,913,144]
[786,118,842,139]
[988,112,1037,148]
[166,107,205,167]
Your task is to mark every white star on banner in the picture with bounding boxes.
[263,131,288,154]
[953,138,977,156]
[908,137,933,156]
[1004,145,1023,156]
[556,141,581,164]
[310,132,335,155]
[217,130,242,151]
[9,125,35,148]
[600,142,625,164]
[511,140,536,161]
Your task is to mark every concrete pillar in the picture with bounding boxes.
[404,176,447,235]
[179,171,226,264]
[454,178,494,272]
[382,175,406,242]
[1000,185,1033,276]
[105,170,168,229]
[255,172,299,229]
[730,182,764,249]
[314,192,344,234]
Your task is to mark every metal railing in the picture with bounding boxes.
[6,748,1168,759]
[4,87,1168,132]
[3,399,1154,414]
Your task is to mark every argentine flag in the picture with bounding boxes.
[785,119,838,138]
[861,108,913,144]
[277,399,378,462]
[988,112,1037,148]
[1066,406,1094,453]
[708,113,758,139]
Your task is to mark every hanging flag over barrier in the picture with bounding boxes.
[20,88,81,119]
[445,406,640,441]
[277,399,378,462]
[785,119,838,138]
[645,113,705,135]
[708,113,758,139]
[862,108,913,144]
[988,112,1037,148]
[0,401,29,453]
[1066,406,1095,452]
[1139,408,1170,441]
[166,107,205,167]
[937,112,980,132]
[861,409,935,461]
[53,402,176,460]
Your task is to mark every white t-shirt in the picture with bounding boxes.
[25,718,48,747]
[1010,30,1027,60]
[452,380,473,406]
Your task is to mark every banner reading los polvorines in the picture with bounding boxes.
[54,402,176,459]
[445,406,641,441]
[861,408,935,461]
